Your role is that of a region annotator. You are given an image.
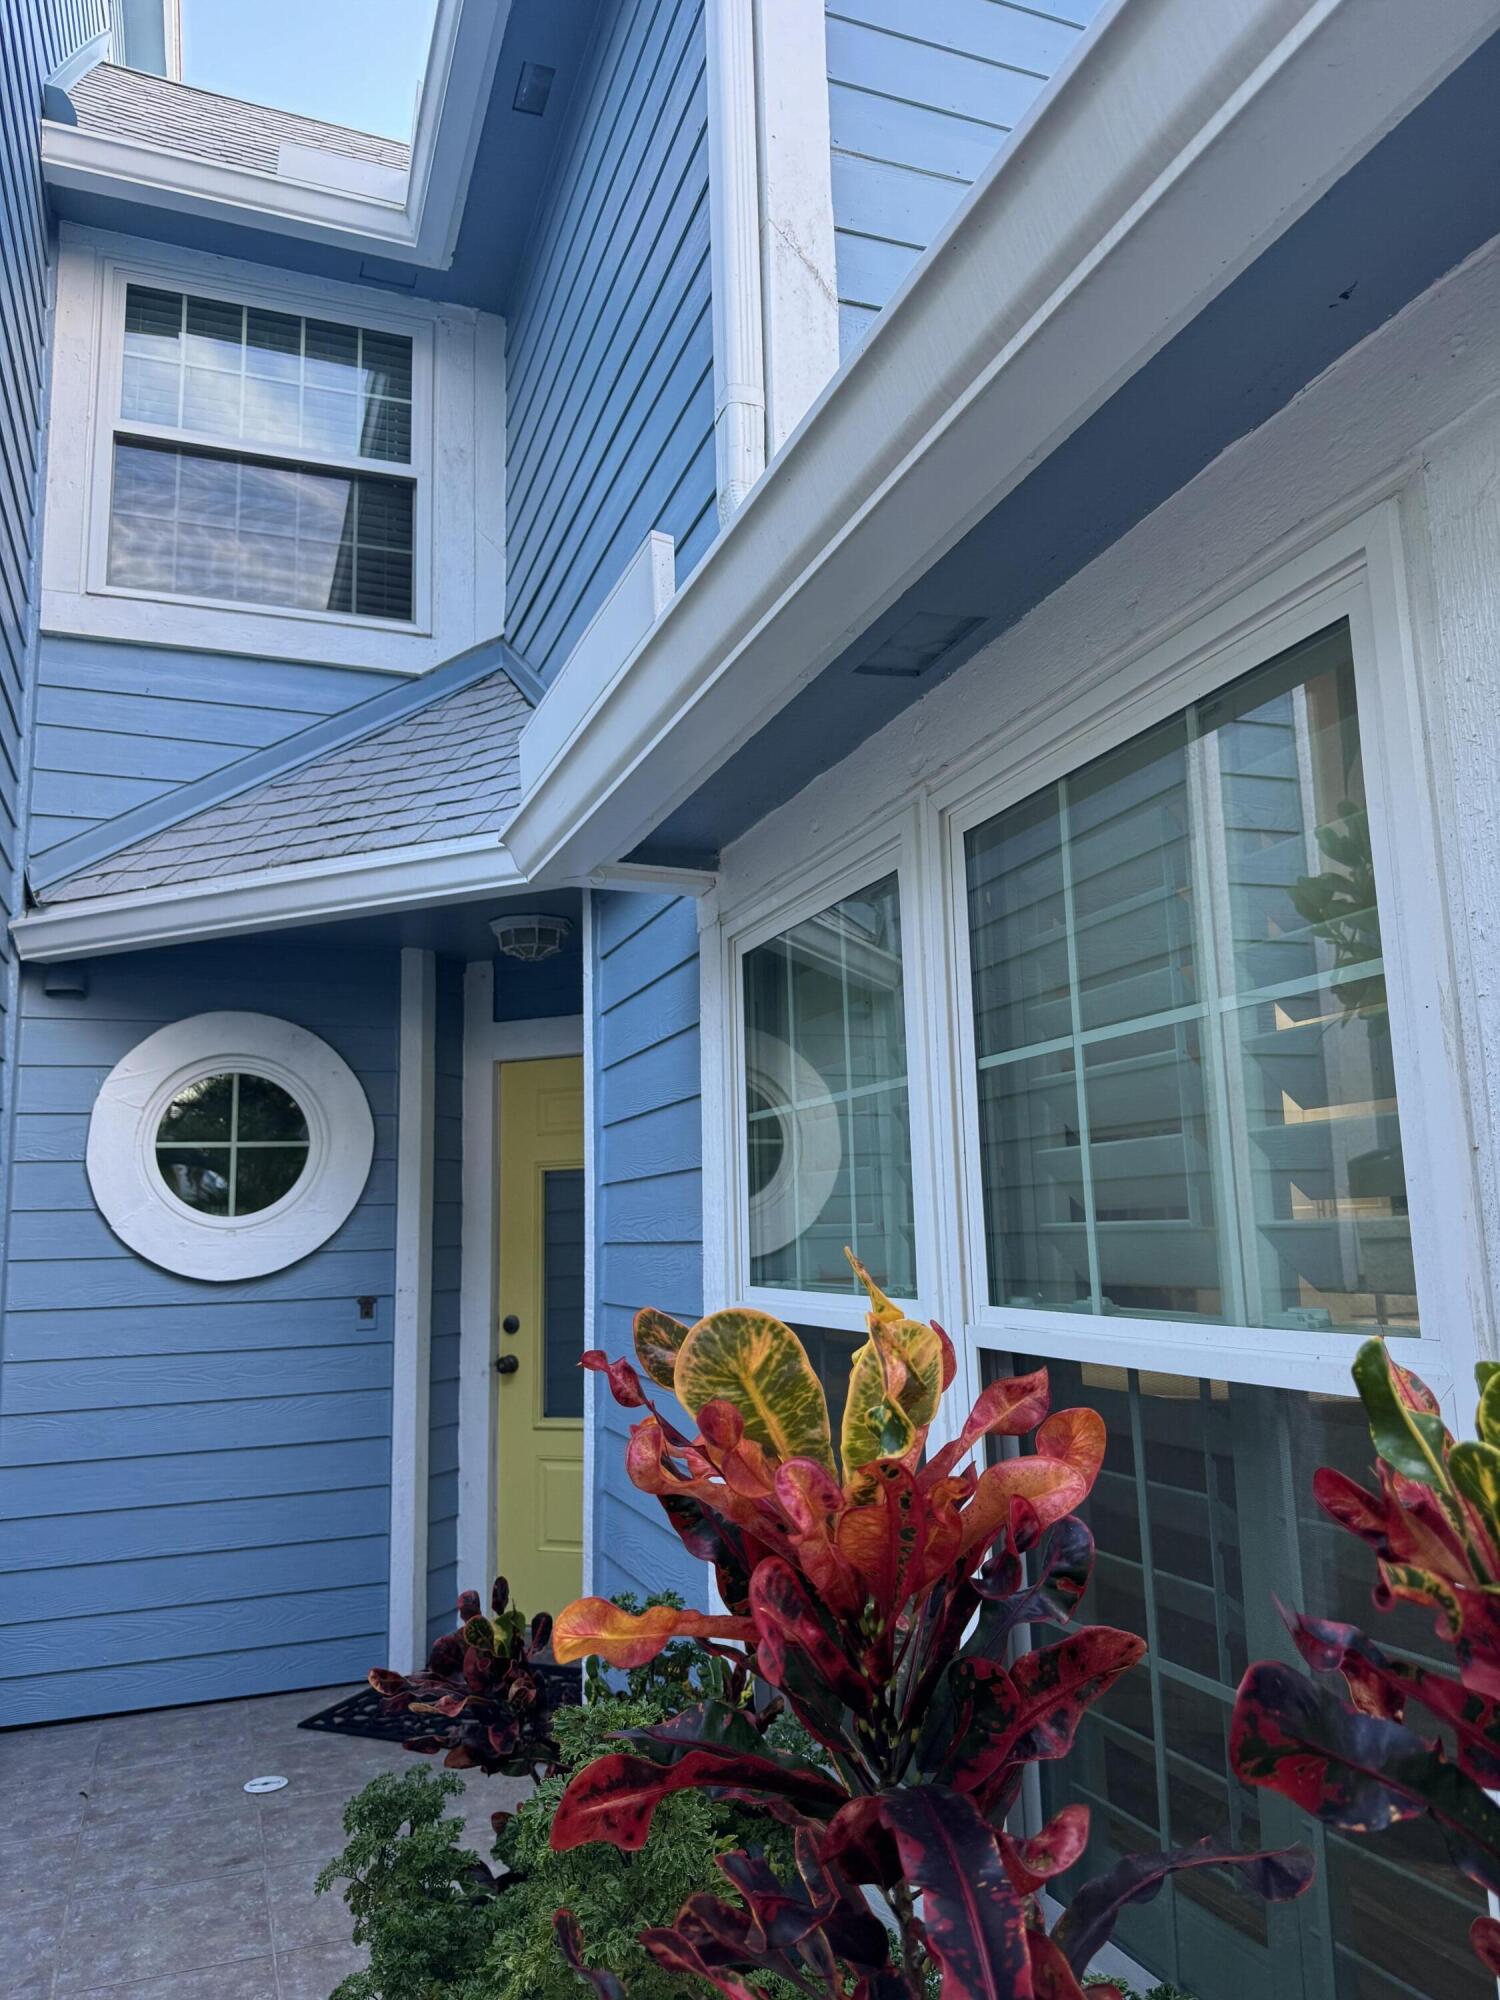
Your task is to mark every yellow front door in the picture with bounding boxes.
[496,1056,585,1618]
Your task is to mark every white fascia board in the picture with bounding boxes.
[501,0,1500,882]
[41,0,510,268]
[11,836,526,960]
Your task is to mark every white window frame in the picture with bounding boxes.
[93,260,433,635]
[86,1010,376,1281]
[708,804,946,1338]
[42,226,505,674]
[707,503,1486,1421]
[934,506,1477,1409]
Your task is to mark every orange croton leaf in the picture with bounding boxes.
[552,1596,756,1668]
[1036,1407,1108,1492]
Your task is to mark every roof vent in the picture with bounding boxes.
[491,912,572,963]
[853,610,985,679]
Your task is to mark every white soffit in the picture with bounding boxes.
[500,0,1500,883]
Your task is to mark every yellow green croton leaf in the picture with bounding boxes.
[673,1308,835,1476]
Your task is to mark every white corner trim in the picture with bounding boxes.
[12,835,527,962]
[519,531,677,799]
[581,890,598,1597]
[457,961,498,1594]
[42,0,512,268]
[456,971,587,1596]
[706,0,767,520]
[86,1011,375,1281]
[390,949,437,1671]
[500,0,1500,885]
[752,0,839,455]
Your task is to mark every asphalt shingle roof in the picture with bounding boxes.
[43,665,529,906]
[69,64,409,179]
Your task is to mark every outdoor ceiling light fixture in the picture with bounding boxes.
[490,912,572,963]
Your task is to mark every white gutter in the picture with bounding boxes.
[10,835,526,960]
[502,0,1500,882]
[41,0,510,267]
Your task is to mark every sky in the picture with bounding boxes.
[180,0,439,140]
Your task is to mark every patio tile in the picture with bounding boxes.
[0,1834,84,1911]
[266,1862,357,1953]
[0,1980,55,1999]
[270,1938,370,1999]
[78,1752,266,1823]
[74,1798,265,1892]
[55,1868,271,1995]
[2,1893,68,1985]
[257,1791,358,1870]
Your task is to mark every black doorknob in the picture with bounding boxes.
[501,1314,520,1335]
[494,1353,520,1376]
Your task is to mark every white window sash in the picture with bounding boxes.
[88,256,435,636]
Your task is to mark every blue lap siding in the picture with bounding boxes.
[588,892,705,1608]
[827,0,1105,353]
[0,0,111,1424]
[504,0,716,681]
[27,637,389,858]
[0,937,399,1723]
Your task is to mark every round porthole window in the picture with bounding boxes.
[88,1012,374,1280]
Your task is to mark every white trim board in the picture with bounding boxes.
[455,967,585,1597]
[42,0,511,268]
[390,948,436,1671]
[501,0,1500,885]
[12,836,527,962]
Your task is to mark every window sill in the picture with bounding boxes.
[41,583,451,675]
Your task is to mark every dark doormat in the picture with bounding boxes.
[299,1665,583,1744]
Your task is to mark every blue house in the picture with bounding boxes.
[6,0,1500,1991]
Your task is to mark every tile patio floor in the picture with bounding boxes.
[0,1685,530,1999]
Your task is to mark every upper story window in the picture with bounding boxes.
[105,285,417,623]
[963,620,1413,1337]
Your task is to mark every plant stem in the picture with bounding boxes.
[887,1881,928,1997]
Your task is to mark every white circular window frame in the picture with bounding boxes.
[87,1011,375,1281]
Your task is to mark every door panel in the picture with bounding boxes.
[496,1058,585,1616]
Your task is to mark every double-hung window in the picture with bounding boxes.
[104,282,422,625]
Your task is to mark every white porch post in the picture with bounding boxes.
[389,946,436,1669]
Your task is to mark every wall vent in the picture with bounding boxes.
[852,611,985,679]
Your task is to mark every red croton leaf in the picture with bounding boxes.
[1471,1915,1500,1973]
[549,1748,846,1852]
[1000,1804,1091,1895]
[581,1348,647,1408]
[878,1787,1033,2000]
[553,1911,628,1999]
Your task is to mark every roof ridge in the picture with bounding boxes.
[83,62,413,157]
[29,635,540,898]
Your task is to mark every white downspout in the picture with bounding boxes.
[706,0,767,521]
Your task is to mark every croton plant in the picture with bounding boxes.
[548,1255,1312,1999]
[369,1576,564,1778]
[1231,1338,1500,1976]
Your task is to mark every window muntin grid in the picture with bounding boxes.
[742,871,916,1298]
[155,1071,309,1218]
[109,284,417,623]
[1002,1352,1491,2000]
[965,621,1415,1336]
[121,286,412,464]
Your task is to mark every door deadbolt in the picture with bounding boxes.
[501,1313,520,1334]
[494,1353,520,1376]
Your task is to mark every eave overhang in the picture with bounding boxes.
[41,0,511,268]
[502,0,1500,882]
